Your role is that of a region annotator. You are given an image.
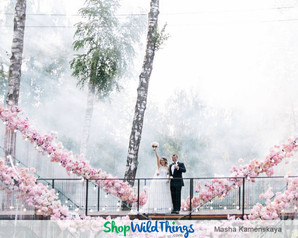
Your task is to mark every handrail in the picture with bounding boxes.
[36,175,298,180]
[0,146,81,209]
[1,174,296,219]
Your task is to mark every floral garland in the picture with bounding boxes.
[0,155,292,237]
[0,157,140,235]
[1,103,296,216]
[243,177,298,220]
[181,137,298,211]
[0,158,73,219]
[0,158,243,237]
[0,104,147,205]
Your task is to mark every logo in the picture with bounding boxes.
[104,220,195,237]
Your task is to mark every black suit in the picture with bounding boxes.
[169,162,186,212]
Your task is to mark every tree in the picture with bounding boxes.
[0,63,7,103]
[4,0,27,164]
[123,0,169,186]
[70,0,142,156]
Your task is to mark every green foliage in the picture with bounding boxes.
[0,62,6,81]
[60,135,80,155]
[70,0,143,98]
[20,54,69,108]
[154,23,170,51]
[88,140,125,174]
[156,135,182,157]
[138,90,215,176]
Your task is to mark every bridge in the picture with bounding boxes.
[0,107,297,221]
[0,175,297,220]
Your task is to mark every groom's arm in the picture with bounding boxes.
[179,163,186,173]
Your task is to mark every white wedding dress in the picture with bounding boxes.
[142,166,173,214]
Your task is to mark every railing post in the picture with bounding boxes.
[52,179,54,189]
[189,178,193,218]
[137,179,140,213]
[242,177,245,219]
[97,184,100,212]
[85,179,88,216]
[238,179,241,210]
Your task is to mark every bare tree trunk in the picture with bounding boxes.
[4,0,26,165]
[79,83,96,156]
[124,0,160,186]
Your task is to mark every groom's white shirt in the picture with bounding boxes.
[171,161,179,175]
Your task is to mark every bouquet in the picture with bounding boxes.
[151,142,159,148]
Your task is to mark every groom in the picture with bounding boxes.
[169,154,186,214]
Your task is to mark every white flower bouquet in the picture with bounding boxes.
[151,141,159,148]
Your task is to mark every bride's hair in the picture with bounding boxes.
[160,156,168,167]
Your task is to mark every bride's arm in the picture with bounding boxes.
[154,147,160,170]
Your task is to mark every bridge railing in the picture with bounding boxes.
[0,176,297,218]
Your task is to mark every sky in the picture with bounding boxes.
[3,0,298,109]
[1,0,298,178]
[152,0,298,107]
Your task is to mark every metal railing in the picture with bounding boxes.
[0,145,81,211]
[0,175,288,219]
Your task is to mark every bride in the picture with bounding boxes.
[142,145,173,214]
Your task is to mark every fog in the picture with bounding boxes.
[0,0,298,180]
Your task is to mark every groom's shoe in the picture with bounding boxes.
[171,211,176,214]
